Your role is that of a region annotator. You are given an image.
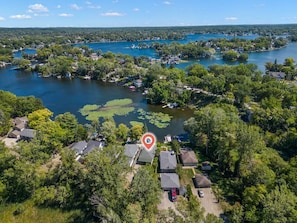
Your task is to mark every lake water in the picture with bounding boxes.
[2,34,297,140]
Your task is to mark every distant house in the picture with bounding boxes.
[124,144,140,167]
[160,173,180,191]
[159,151,177,173]
[268,71,286,80]
[194,174,212,188]
[20,129,36,141]
[13,116,28,131]
[201,161,212,171]
[180,149,198,167]
[133,79,143,88]
[8,130,21,139]
[137,145,156,165]
[8,116,29,138]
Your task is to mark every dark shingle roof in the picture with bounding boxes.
[194,174,212,188]
[180,149,198,165]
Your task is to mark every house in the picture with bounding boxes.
[8,130,21,139]
[159,151,177,173]
[201,161,212,171]
[83,140,104,155]
[20,129,36,141]
[268,71,286,80]
[133,79,143,88]
[124,144,140,167]
[70,140,88,156]
[160,173,180,191]
[137,145,156,165]
[180,149,198,167]
[13,116,28,132]
[194,174,212,188]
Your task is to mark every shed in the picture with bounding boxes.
[194,174,212,188]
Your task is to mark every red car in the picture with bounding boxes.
[171,188,177,201]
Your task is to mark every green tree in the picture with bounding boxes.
[117,123,129,141]
[262,184,297,223]
[130,167,161,216]
[100,119,117,143]
[130,125,143,142]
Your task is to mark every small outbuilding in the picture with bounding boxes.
[194,174,212,188]
[201,161,212,171]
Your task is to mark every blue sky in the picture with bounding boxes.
[0,0,296,27]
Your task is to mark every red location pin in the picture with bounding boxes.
[141,132,156,151]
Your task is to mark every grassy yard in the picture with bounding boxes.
[0,200,80,223]
[178,167,196,186]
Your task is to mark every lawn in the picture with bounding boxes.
[0,200,80,223]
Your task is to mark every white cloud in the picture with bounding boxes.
[28,4,48,12]
[59,13,73,17]
[0,16,5,21]
[100,12,124,16]
[133,8,139,12]
[87,5,101,9]
[225,17,238,21]
[57,5,61,9]
[164,1,171,5]
[85,1,91,4]
[10,14,31,19]
[71,4,82,10]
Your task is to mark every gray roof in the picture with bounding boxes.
[160,173,180,189]
[159,151,177,170]
[70,141,87,154]
[20,129,36,138]
[83,140,103,155]
[137,145,156,163]
[124,144,139,158]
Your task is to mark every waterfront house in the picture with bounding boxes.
[124,144,140,167]
[137,145,156,165]
[159,151,177,173]
[160,173,180,191]
[180,149,198,167]
[20,129,36,141]
[83,140,104,155]
[70,140,88,156]
[268,71,286,80]
[13,116,28,132]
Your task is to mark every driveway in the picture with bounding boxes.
[158,191,183,218]
[2,137,17,148]
[197,187,223,217]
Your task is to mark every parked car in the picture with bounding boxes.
[198,190,204,198]
[171,188,177,201]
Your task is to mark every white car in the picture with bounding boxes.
[198,190,204,198]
